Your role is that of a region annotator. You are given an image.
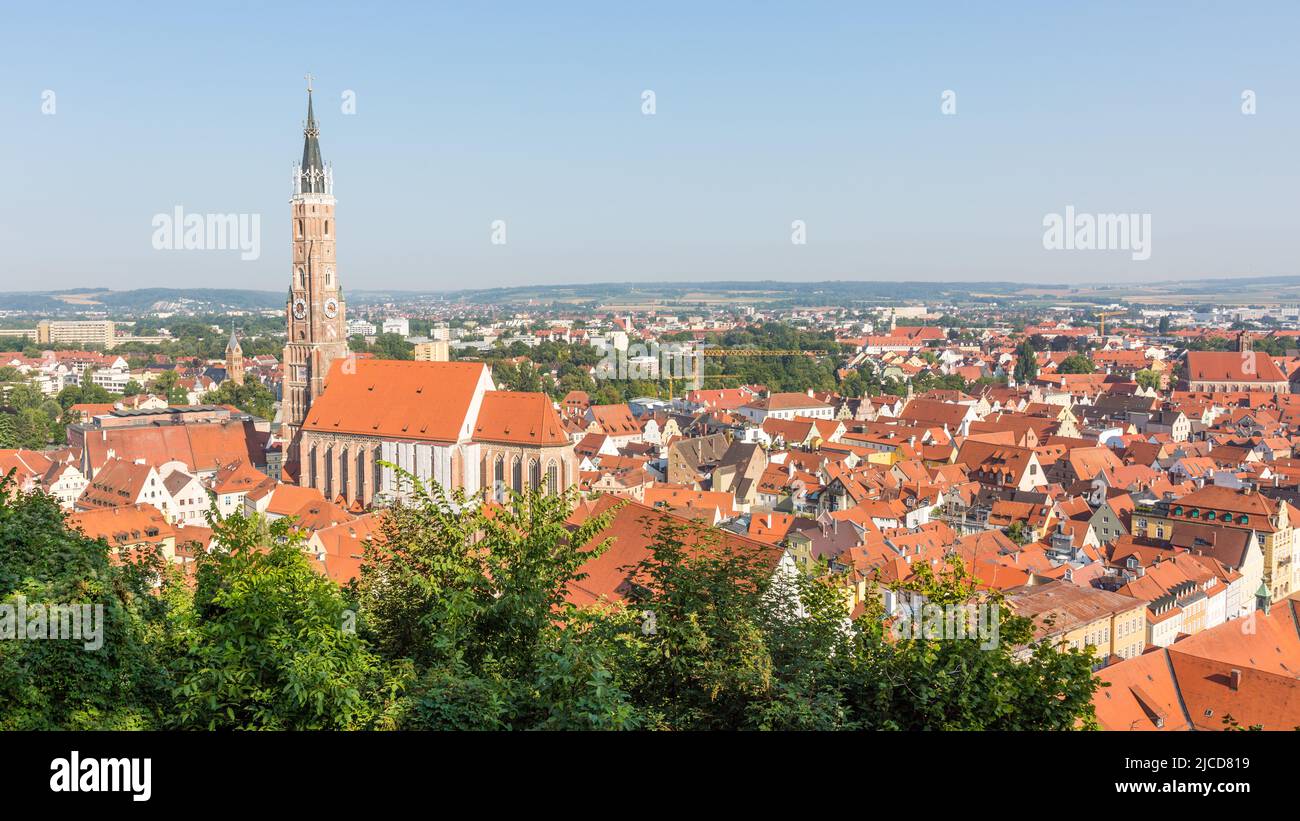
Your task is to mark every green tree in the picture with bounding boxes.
[1133,368,1161,390]
[370,333,414,361]
[830,557,1101,730]
[621,512,848,730]
[0,473,180,729]
[202,379,276,420]
[1005,520,1031,545]
[1012,340,1038,384]
[356,478,635,730]
[0,468,1104,732]
[1056,354,1095,374]
[56,382,112,410]
[151,370,190,405]
[171,512,394,730]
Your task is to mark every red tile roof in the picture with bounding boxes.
[566,498,784,607]
[1186,351,1287,383]
[473,391,568,445]
[69,503,175,547]
[82,421,267,476]
[304,359,489,443]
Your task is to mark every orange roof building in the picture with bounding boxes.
[297,359,577,507]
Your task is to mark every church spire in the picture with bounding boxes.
[296,75,330,195]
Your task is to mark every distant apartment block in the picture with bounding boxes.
[86,367,132,393]
[36,319,116,349]
[347,319,377,336]
[413,340,450,362]
[116,334,171,346]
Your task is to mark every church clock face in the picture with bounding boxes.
[292,297,308,320]
[324,297,339,318]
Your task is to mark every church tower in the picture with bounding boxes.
[282,78,348,463]
[226,325,245,386]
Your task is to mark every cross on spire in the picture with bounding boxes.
[298,82,325,191]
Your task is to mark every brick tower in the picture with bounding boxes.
[282,77,348,465]
[225,325,245,386]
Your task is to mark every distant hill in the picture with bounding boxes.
[3,275,1299,315]
[0,289,285,314]
[440,275,1300,308]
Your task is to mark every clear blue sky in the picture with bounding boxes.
[1,1,1296,291]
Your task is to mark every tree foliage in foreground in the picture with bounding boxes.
[0,475,178,729]
[0,470,1100,730]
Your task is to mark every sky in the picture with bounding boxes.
[0,1,1297,292]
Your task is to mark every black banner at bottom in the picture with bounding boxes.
[2,729,1287,808]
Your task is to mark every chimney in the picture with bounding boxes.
[1229,669,1242,691]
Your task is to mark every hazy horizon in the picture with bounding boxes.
[8,270,1300,298]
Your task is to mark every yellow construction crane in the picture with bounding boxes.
[1096,311,1126,337]
[699,348,827,357]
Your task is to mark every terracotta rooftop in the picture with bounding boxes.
[473,390,569,446]
[304,359,489,443]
